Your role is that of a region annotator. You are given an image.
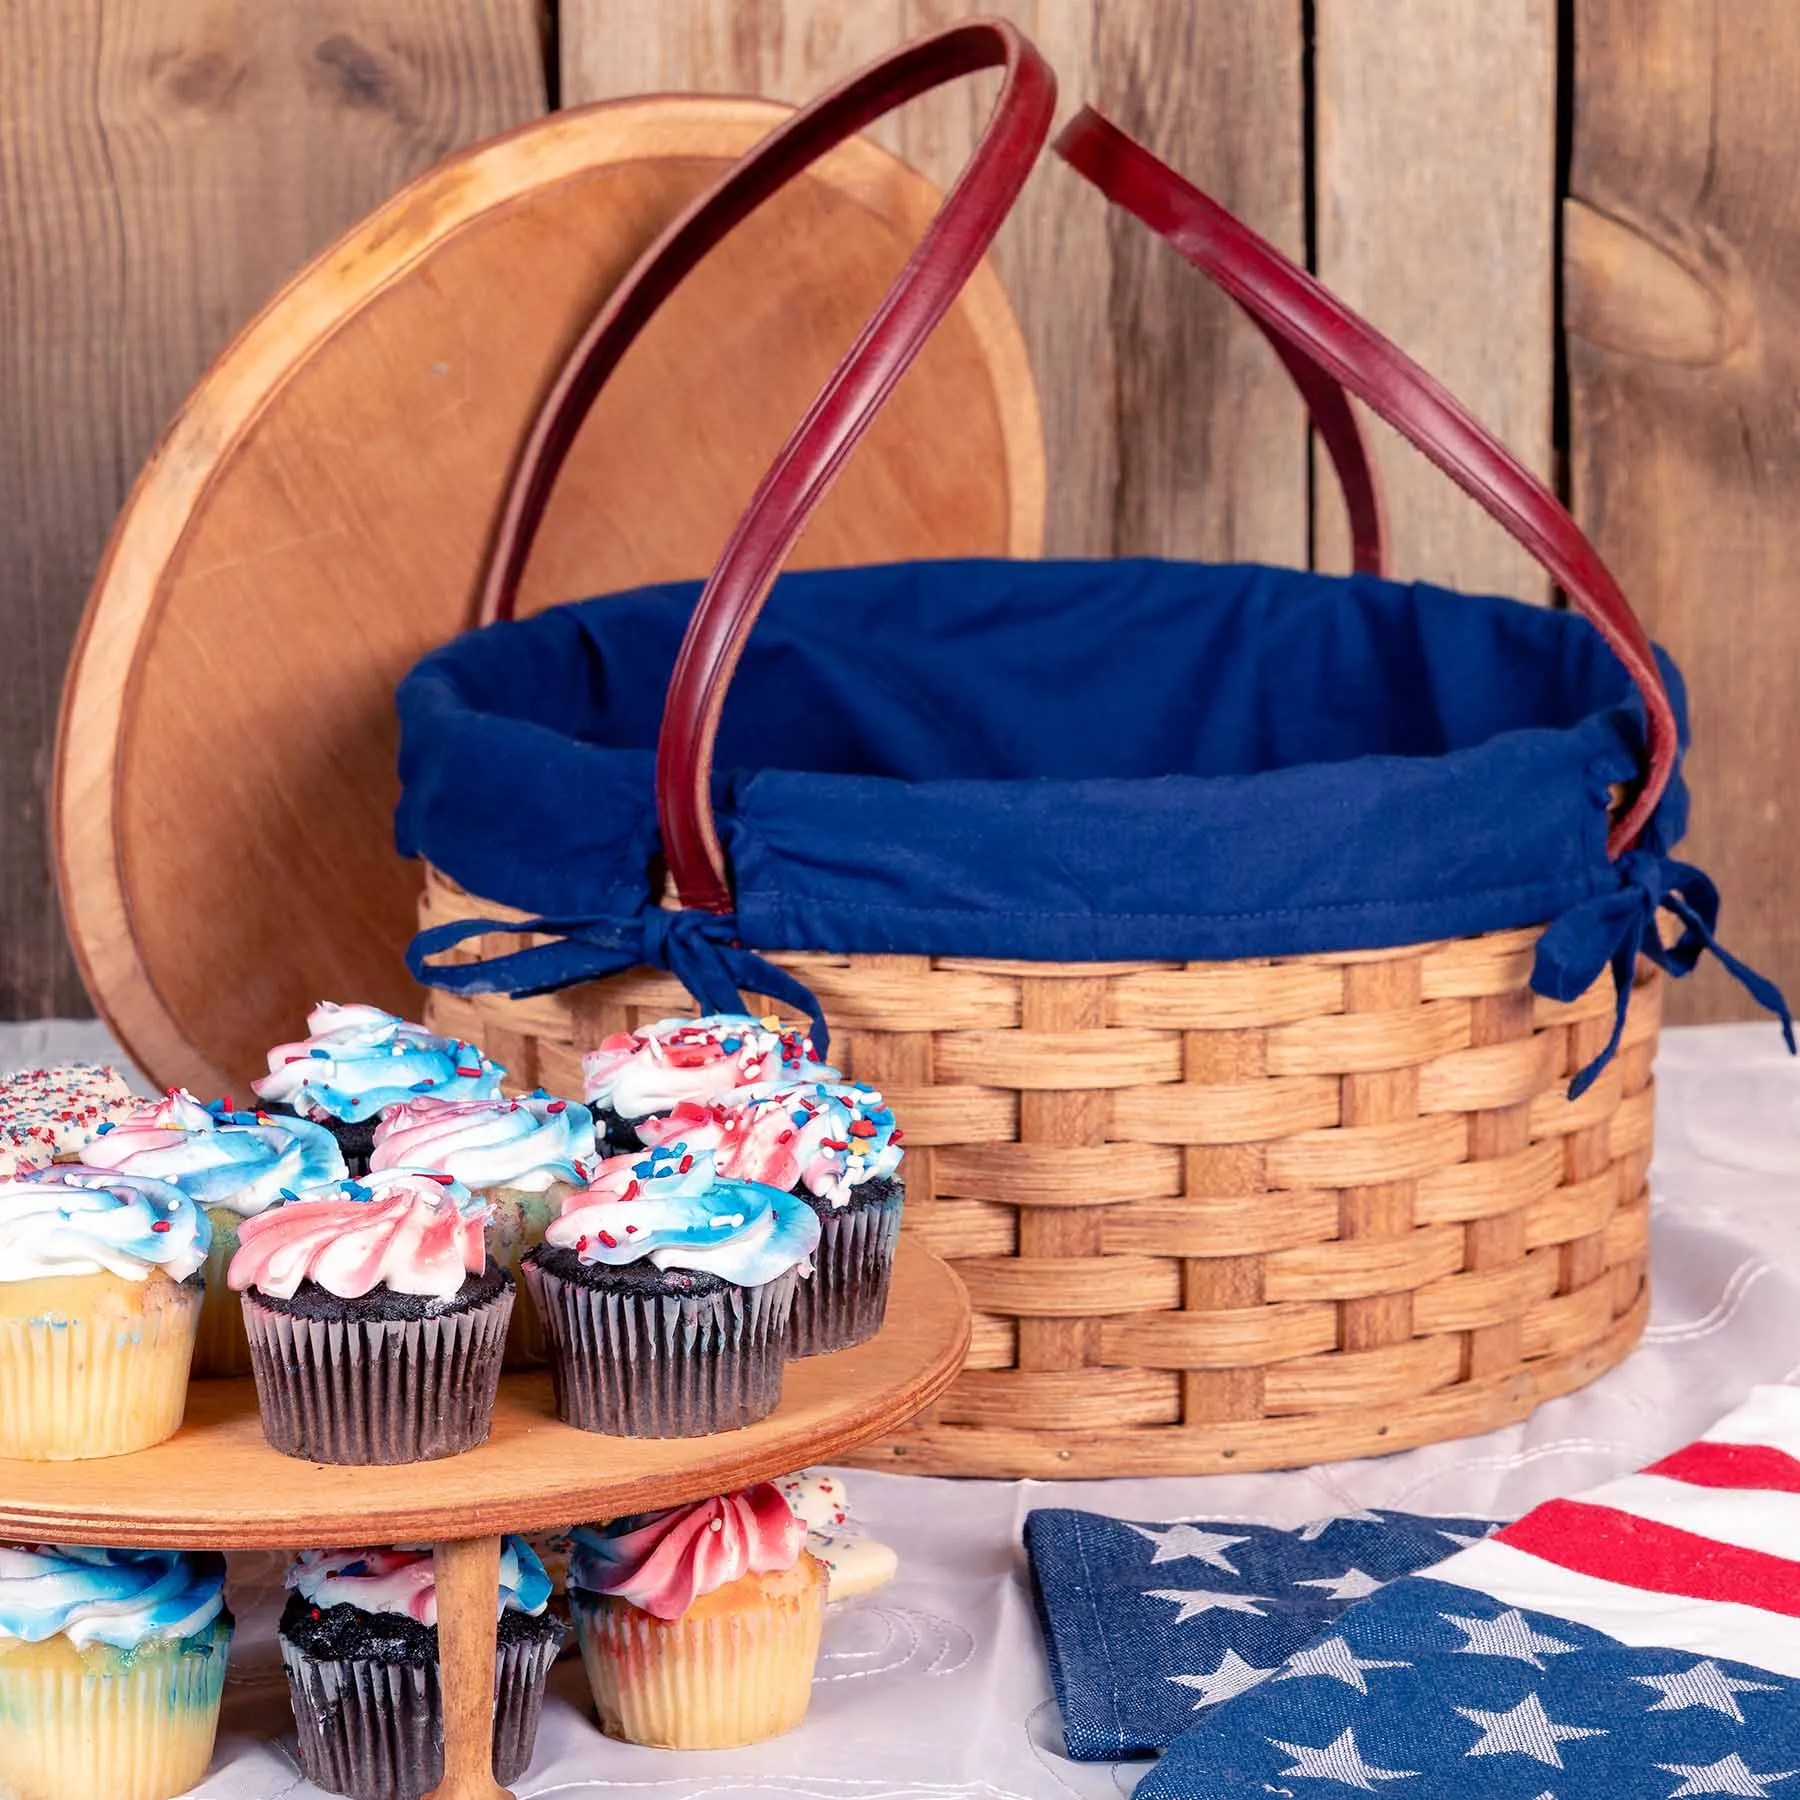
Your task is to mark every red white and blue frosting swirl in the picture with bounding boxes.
[369,1093,594,1193]
[227,1169,488,1301]
[79,1088,346,1218]
[637,1079,903,1207]
[0,1544,227,1650]
[286,1538,550,1626]
[568,1484,803,1619]
[544,1143,819,1288]
[253,1002,506,1124]
[0,1167,210,1283]
[580,1013,836,1123]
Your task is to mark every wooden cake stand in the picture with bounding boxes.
[0,1240,971,1800]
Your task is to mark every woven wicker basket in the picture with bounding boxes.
[419,867,1658,1477]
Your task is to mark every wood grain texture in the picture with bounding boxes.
[1315,0,1556,598]
[0,1238,969,1547]
[58,99,1041,1097]
[560,0,1309,564]
[426,1535,509,1800]
[0,0,546,1019]
[1569,0,1800,1022]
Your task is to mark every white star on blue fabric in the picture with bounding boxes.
[1269,1727,1418,1789]
[1144,1588,1271,1623]
[1656,1754,1798,1798]
[1294,1566,1386,1600]
[1441,1607,1579,1668]
[1127,1522,1249,1570]
[1295,1509,1385,1542]
[1276,1635,1409,1694]
[1635,1661,1781,1723]
[1456,1693,1606,1768]
[1168,1649,1275,1709]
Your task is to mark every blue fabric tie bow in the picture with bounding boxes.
[406,905,832,1059]
[1536,850,1793,1097]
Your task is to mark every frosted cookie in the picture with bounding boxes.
[0,1063,136,1175]
[776,1468,898,1600]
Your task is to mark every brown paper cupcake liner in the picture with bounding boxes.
[527,1261,798,1437]
[242,1287,511,1465]
[280,1629,559,1800]
[787,1189,905,1358]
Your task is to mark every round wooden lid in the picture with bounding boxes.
[56,96,1043,1099]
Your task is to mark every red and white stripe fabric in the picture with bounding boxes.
[1436,1386,1800,1676]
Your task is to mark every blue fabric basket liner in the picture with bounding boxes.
[396,557,1787,1079]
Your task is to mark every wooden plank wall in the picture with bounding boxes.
[1,0,1789,1024]
[0,1,546,1018]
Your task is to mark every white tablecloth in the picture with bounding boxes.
[4,1020,1797,1798]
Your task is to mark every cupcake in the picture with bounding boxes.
[78,1088,346,1376]
[580,1012,836,1154]
[0,1543,233,1800]
[524,1146,819,1437]
[0,1167,208,1460]
[0,1062,138,1175]
[640,1079,905,1354]
[228,1168,512,1464]
[369,1092,594,1367]
[776,1467,899,1600]
[252,1001,506,1173]
[568,1483,826,1749]
[278,1538,562,1800]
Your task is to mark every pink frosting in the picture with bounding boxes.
[226,1171,488,1300]
[571,1483,804,1620]
[636,1099,802,1189]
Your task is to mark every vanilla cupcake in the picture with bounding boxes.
[0,1544,233,1800]
[0,1168,208,1459]
[640,1080,904,1354]
[278,1539,562,1800]
[228,1168,511,1464]
[0,1062,138,1176]
[253,1002,505,1173]
[581,1013,836,1154]
[569,1483,825,1749]
[79,1089,345,1376]
[369,1093,593,1367]
[525,1146,819,1437]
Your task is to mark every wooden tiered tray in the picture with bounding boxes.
[0,1239,970,1800]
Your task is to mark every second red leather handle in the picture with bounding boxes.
[1055,106,1676,856]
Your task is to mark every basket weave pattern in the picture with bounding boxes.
[420,865,1657,1477]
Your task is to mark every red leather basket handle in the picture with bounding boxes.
[479,21,1395,911]
[1055,107,1676,858]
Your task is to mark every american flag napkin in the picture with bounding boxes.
[1138,1386,1800,1799]
[1024,1504,1499,1759]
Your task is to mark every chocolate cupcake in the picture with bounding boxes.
[279,1539,562,1800]
[252,1002,505,1174]
[639,1080,905,1355]
[228,1169,512,1464]
[523,1146,819,1437]
[78,1089,345,1376]
[369,1092,594,1368]
[580,1012,836,1155]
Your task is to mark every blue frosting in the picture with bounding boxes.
[0,1545,228,1651]
[545,1146,820,1288]
[252,1003,506,1125]
[81,1090,346,1218]
[0,1168,211,1283]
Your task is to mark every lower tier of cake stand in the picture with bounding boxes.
[0,1240,972,1800]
